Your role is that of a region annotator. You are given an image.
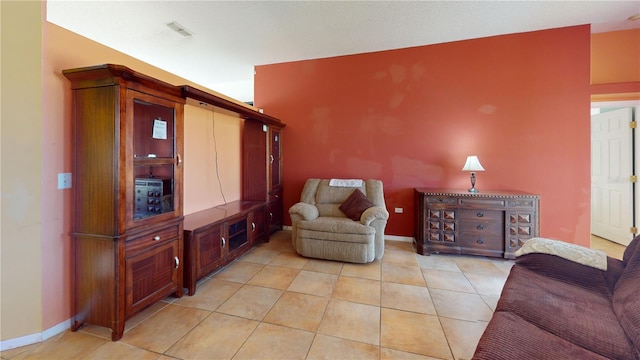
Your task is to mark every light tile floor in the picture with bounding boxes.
[1,231,627,360]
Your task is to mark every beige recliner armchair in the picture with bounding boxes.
[289,179,389,263]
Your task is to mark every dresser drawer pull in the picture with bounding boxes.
[477,238,484,244]
[476,212,484,217]
[477,224,484,231]
[174,256,180,269]
[154,236,161,241]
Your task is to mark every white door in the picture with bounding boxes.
[591,108,634,246]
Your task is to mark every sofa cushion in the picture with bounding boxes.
[473,311,610,360]
[339,189,374,221]
[497,266,635,360]
[515,253,623,298]
[613,236,640,357]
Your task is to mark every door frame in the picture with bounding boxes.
[590,100,640,243]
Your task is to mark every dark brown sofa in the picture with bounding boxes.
[473,236,640,360]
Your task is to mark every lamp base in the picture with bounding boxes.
[468,172,479,193]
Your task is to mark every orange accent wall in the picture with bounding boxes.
[591,29,640,84]
[255,25,591,246]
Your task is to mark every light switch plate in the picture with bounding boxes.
[58,173,72,189]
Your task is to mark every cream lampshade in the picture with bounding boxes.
[462,155,485,193]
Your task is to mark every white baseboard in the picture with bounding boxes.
[0,318,71,351]
[281,226,414,243]
[384,234,415,243]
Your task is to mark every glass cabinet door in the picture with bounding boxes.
[129,91,179,222]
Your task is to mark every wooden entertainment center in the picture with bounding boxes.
[63,64,285,341]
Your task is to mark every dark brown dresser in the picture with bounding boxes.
[414,188,540,259]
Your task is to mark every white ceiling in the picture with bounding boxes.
[47,1,640,103]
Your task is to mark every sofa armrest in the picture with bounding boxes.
[289,202,319,221]
[360,206,389,225]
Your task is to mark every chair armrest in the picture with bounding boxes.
[289,202,319,221]
[360,206,389,225]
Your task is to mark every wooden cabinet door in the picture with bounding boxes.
[268,189,283,234]
[125,238,181,315]
[126,89,184,231]
[269,127,282,189]
[195,223,225,279]
[250,206,267,245]
[242,119,268,201]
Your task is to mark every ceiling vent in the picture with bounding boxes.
[167,21,193,37]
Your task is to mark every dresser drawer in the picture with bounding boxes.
[427,209,456,220]
[427,230,456,243]
[459,198,506,207]
[458,209,502,221]
[459,220,503,235]
[426,196,458,206]
[459,233,503,250]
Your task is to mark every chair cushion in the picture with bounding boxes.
[339,189,374,221]
[297,217,375,235]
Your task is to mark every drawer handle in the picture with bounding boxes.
[270,155,274,164]
[269,212,273,220]
[154,236,161,241]
[477,224,484,231]
[476,212,484,217]
[252,222,256,231]
[174,256,180,269]
[221,237,226,247]
[477,238,484,244]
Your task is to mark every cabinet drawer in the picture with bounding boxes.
[126,225,180,255]
[426,196,458,206]
[459,221,503,235]
[459,198,506,207]
[428,231,456,243]
[458,209,502,221]
[459,233,503,249]
[427,209,456,220]
[509,212,534,224]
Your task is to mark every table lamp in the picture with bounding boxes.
[462,155,485,193]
